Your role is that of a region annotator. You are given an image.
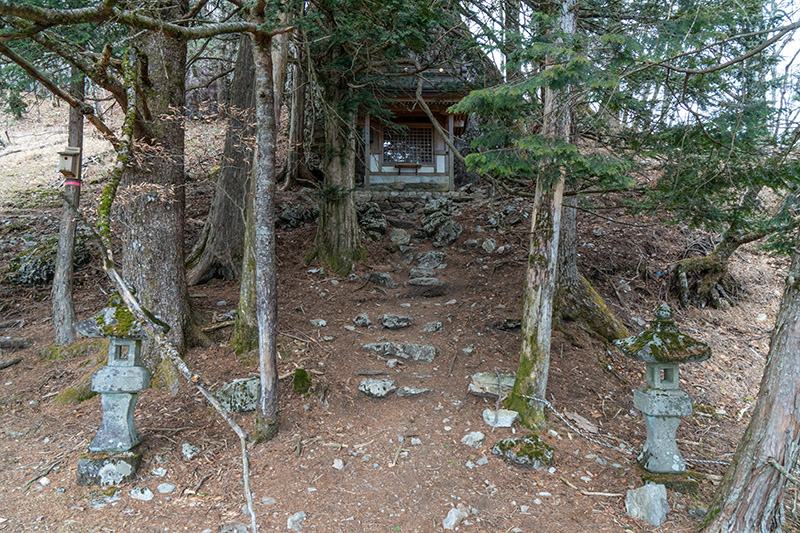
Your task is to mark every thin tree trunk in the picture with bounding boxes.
[506,0,574,427]
[120,1,192,390]
[272,22,289,126]
[186,35,254,286]
[307,104,363,276]
[232,181,258,354]
[250,15,280,442]
[52,67,83,345]
[702,231,800,532]
[555,194,629,341]
[284,49,306,189]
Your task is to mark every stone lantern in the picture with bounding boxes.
[614,303,710,474]
[75,294,152,485]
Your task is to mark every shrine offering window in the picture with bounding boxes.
[383,125,433,164]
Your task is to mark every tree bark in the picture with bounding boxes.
[186,35,255,286]
[702,232,800,533]
[232,181,258,354]
[52,66,83,345]
[506,0,574,427]
[283,47,307,189]
[307,102,364,276]
[119,1,192,389]
[555,194,629,341]
[249,9,280,442]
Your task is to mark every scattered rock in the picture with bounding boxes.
[410,266,436,278]
[358,202,387,241]
[461,431,485,448]
[625,484,669,527]
[214,377,260,413]
[688,507,707,520]
[362,342,437,362]
[481,238,496,254]
[463,239,480,249]
[7,234,90,285]
[408,277,444,287]
[358,378,397,398]
[389,228,410,245]
[386,358,399,368]
[476,456,489,466]
[276,203,316,229]
[309,318,327,327]
[411,437,423,446]
[422,321,443,332]
[396,386,432,397]
[353,313,371,327]
[469,372,515,398]
[157,483,176,494]
[262,497,277,506]
[417,251,445,269]
[151,467,167,477]
[129,487,154,502]
[462,344,475,356]
[182,443,200,461]
[483,408,519,428]
[379,314,414,329]
[364,272,398,288]
[332,459,344,470]
[287,511,307,531]
[492,434,555,469]
[443,504,469,530]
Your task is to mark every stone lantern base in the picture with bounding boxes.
[636,465,701,495]
[76,450,142,486]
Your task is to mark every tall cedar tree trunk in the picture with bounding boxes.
[52,68,83,345]
[555,194,629,341]
[186,35,255,286]
[702,231,800,532]
[307,98,363,276]
[250,20,280,442]
[119,0,191,389]
[506,0,574,426]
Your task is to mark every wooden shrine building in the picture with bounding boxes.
[362,67,470,192]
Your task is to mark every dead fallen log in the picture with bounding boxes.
[0,337,30,349]
[0,357,22,370]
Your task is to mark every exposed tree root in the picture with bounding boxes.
[673,255,737,308]
[556,274,630,342]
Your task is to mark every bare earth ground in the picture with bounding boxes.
[0,102,794,532]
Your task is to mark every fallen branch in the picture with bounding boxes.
[23,458,63,491]
[768,457,800,486]
[201,320,235,332]
[0,337,30,349]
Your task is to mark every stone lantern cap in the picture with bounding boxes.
[76,292,167,340]
[614,303,710,364]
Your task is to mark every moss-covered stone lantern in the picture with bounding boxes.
[614,303,710,473]
[74,294,151,485]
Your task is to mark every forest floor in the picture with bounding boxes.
[0,101,795,532]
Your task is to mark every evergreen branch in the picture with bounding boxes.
[0,21,50,42]
[0,41,120,147]
[0,0,118,26]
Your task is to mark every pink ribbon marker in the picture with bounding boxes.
[64,181,82,187]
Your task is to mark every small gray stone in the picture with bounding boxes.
[389,228,411,245]
[417,251,445,269]
[411,437,422,446]
[332,459,344,470]
[461,431,485,448]
[462,344,475,356]
[379,314,413,329]
[353,313,371,327]
[386,358,399,368]
[362,342,437,362]
[359,378,397,398]
[688,507,707,520]
[220,525,248,533]
[151,467,167,477]
[408,277,443,287]
[626,484,669,527]
[396,386,432,397]
[309,318,327,327]
[410,266,436,278]
[182,443,200,461]
[344,325,355,331]
[492,435,554,470]
[262,497,277,506]
[422,321,443,332]
[365,272,398,288]
[482,408,519,428]
[443,505,469,530]
[129,487,154,501]
[481,238,496,254]
[157,482,176,494]
[476,456,489,466]
[469,372,515,398]
[214,377,260,413]
[287,511,307,531]
[464,239,480,249]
